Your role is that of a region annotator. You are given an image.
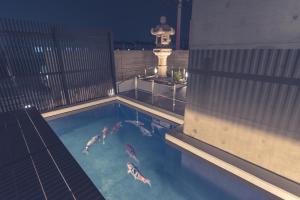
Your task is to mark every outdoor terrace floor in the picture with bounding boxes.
[0,108,104,200]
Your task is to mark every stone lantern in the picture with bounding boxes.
[151,16,175,77]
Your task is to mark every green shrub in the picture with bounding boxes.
[173,70,182,82]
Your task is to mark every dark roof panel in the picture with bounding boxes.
[49,144,104,200]
[0,108,105,200]
[0,157,45,200]
[26,108,65,148]
[0,117,28,168]
[15,111,46,154]
[32,150,74,200]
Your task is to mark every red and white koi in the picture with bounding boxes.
[125,144,139,163]
[111,122,122,134]
[82,135,101,154]
[127,162,151,187]
[102,127,109,144]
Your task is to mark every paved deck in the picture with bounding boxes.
[0,108,104,200]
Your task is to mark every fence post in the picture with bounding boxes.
[151,80,154,104]
[134,77,138,99]
[116,82,119,94]
[173,84,176,112]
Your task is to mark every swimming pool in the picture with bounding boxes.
[48,102,278,200]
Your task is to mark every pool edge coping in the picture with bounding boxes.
[42,96,184,125]
[116,96,184,125]
[165,133,300,200]
[42,97,117,118]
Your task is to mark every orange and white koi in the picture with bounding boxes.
[127,162,151,187]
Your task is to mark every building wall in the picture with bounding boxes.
[114,50,189,81]
[190,0,300,49]
[184,0,300,183]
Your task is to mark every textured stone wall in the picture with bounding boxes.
[114,50,189,81]
[185,0,300,183]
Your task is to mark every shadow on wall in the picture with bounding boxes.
[183,48,300,184]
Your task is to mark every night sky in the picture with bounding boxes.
[0,0,192,44]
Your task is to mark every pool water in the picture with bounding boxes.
[48,103,277,200]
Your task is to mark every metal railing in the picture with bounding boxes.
[117,77,186,113]
[116,64,188,83]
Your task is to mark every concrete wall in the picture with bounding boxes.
[114,50,189,81]
[184,0,300,183]
[190,0,300,49]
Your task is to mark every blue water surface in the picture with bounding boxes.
[48,103,277,200]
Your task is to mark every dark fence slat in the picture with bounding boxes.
[0,18,114,113]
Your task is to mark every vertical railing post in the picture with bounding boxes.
[108,31,117,94]
[117,82,119,94]
[173,84,176,112]
[134,76,138,99]
[151,80,154,104]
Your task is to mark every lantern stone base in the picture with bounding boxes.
[153,48,172,77]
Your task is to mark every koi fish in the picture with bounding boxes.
[111,122,122,134]
[125,144,139,163]
[82,135,101,154]
[125,120,144,127]
[127,162,151,187]
[139,126,152,137]
[102,127,109,144]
